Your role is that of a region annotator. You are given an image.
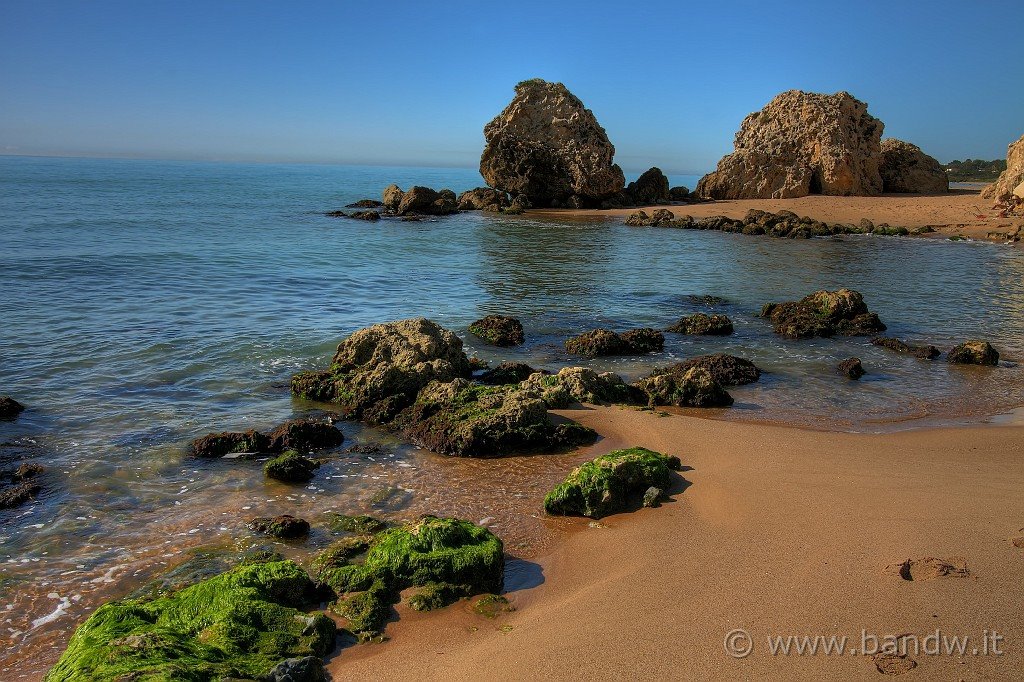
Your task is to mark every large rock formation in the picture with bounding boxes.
[879,139,948,193]
[480,79,625,207]
[696,90,885,199]
[981,134,1024,201]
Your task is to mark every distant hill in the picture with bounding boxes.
[943,158,1007,182]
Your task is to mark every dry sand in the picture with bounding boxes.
[532,187,1023,243]
[329,406,1024,680]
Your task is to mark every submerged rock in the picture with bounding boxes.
[837,357,866,379]
[0,396,25,421]
[871,336,940,360]
[350,210,380,221]
[326,513,388,536]
[634,366,734,408]
[468,315,525,346]
[666,313,734,336]
[655,354,761,386]
[760,288,885,339]
[947,341,999,366]
[315,515,503,639]
[290,318,471,423]
[479,79,625,207]
[398,379,595,458]
[249,514,311,539]
[345,199,384,209]
[544,447,682,519]
[0,455,44,510]
[479,361,539,386]
[564,328,664,357]
[46,560,336,682]
[264,451,320,483]
[696,90,884,199]
[879,139,948,194]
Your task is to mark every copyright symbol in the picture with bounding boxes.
[724,628,753,658]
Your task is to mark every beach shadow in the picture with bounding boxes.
[504,558,544,593]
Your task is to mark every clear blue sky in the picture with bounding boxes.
[1,0,1021,173]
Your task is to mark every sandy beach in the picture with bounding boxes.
[330,405,1024,680]
[535,188,1023,243]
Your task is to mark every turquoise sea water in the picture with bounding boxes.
[1,156,1023,676]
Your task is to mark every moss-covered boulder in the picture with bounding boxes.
[399,379,595,457]
[666,313,734,335]
[264,452,319,483]
[634,366,734,408]
[871,336,940,360]
[565,327,664,357]
[656,354,761,386]
[468,315,525,346]
[314,516,504,639]
[327,513,388,536]
[760,288,886,339]
[249,515,311,540]
[290,318,471,424]
[45,560,336,682]
[947,340,1000,366]
[520,367,646,407]
[544,447,682,518]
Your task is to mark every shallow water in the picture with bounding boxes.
[1,156,1023,677]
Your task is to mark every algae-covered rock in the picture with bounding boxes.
[315,516,504,638]
[264,452,319,483]
[327,513,388,536]
[544,447,682,518]
[666,313,734,336]
[634,366,734,408]
[479,361,540,386]
[565,328,664,357]
[399,379,595,457]
[520,367,645,407]
[947,341,999,366]
[190,419,342,459]
[468,315,525,346]
[619,328,665,353]
[45,560,336,682]
[249,515,311,540]
[470,593,514,618]
[190,429,270,458]
[760,288,885,339]
[290,318,471,423]
[657,354,761,386]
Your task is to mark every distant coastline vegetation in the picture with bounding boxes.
[943,158,1007,182]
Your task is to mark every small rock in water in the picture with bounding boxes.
[642,486,663,508]
[0,396,25,421]
[837,357,866,380]
[248,515,310,540]
[947,340,999,366]
[345,199,383,209]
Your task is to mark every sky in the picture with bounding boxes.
[1,0,1021,174]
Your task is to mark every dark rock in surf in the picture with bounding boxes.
[838,357,866,379]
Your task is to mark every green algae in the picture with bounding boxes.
[263,451,318,483]
[544,447,682,519]
[313,516,504,639]
[471,594,514,619]
[46,560,335,682]
[326,513,388,536]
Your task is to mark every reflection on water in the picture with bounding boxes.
[1,157,1023,676]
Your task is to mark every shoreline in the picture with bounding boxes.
[328,405,1024,680]
[530,189,1022,244]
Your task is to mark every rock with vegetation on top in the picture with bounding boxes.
[0,396,25,421]
[544,447,682,519]
[564,328,664,357]
[666,313,734,336]
[760,288,885,339]
[313,515,503,639]
[947,341,999,366]
[457,187,509,211]
[397,379,596,457]
[634,366,734,408]
[45,559,336,682]
[879,139,949,193]
[326,513,388,536]
[837,357,866,379]
[520,367,645,407]
[871,337,940,360]
[653,354,761,387]
[479,361,540,385]
[468,315,525,346]
[190,419,342,458]
[264,451,320,483]
[479,78,625,207]
[981,134,1024,201]
[249,514,311,539]
[625,167,671,205]
[290,318,471,424]
[696,90,885,199]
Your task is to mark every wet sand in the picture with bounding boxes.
[330,405,1024,680]
[534,188,1023,243]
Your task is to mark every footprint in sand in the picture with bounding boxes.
[872,652,917,675]
[885,557,970,581]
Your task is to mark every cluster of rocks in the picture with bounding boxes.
[695,90,947,199]
[625,207,924,239]
[871,336,999,366]
[761,288,886,339]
